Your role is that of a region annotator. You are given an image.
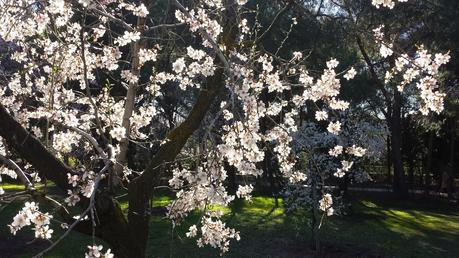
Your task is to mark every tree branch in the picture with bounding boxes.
[0,104,71,190]
[114,14,148,181]
[253,2,293,46]
[356,35,392,115]
[0,154,33,189]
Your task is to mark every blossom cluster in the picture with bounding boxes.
[85,245,114,258]
[186,215,240,254]
[167,158,240,253]
[373,27,451,114]
[372,0,408,9]
[8,202,54,239]
[319,193,334,216]
[65,169,98,206]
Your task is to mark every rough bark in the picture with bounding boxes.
[92,193,143,258]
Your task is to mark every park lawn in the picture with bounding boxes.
[0,184,458,258]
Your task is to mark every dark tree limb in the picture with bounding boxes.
[356,35,392,116]
[0,104,71,190]
[0,104,137,255]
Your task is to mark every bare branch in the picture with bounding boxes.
[0,154,33,189]
[253,2,293,46]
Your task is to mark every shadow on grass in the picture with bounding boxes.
[323,197,459,258]
[1,185,459,258]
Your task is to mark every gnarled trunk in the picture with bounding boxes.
[93,194,143,258]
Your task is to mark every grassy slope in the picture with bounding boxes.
[0,184,458,258]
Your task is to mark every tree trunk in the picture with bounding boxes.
[264,146,278,197]
[0,105,71,190]
[408,160,414,192]
[447,118,456,199]
[387,136,392,185]
[310,174,321,252]
[226,162,237,195]
[0,106,142,256]
[93,194,144,258]
[390,91,408,198]
[424,131,434,196]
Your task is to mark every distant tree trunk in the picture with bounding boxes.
[339,174,350,201]
[265,149,277,193]
[386,136,392,184]
[447,119,456,199]
[260,147,279,206]
[226,162,237,195]
[390,91,408,198]
[408,160,415,192]
[310,173,321,252]
[424,131,434,196]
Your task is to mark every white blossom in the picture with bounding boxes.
[347,145,367,157]
[372,0,408,9]
[236,185,254,201]
[327,121,341,135]
[186,225,198,238]
[380,43,393,58]
[315,111,328,121]
[329,145,343,157]
[319,193,333,216]
[115,31,141,46]
[326,58,339,69]
[173,58,186,73]
[110,126,126,141]
[344,67,357,80]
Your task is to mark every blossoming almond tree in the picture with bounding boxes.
[0,0,450,257]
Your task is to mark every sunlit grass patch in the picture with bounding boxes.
[1,181,56,192]
[361,200,378,208]
[1,183,25,191]
[2,184,459,258]
[323,197,459,258]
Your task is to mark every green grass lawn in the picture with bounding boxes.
[1,184,458,258]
